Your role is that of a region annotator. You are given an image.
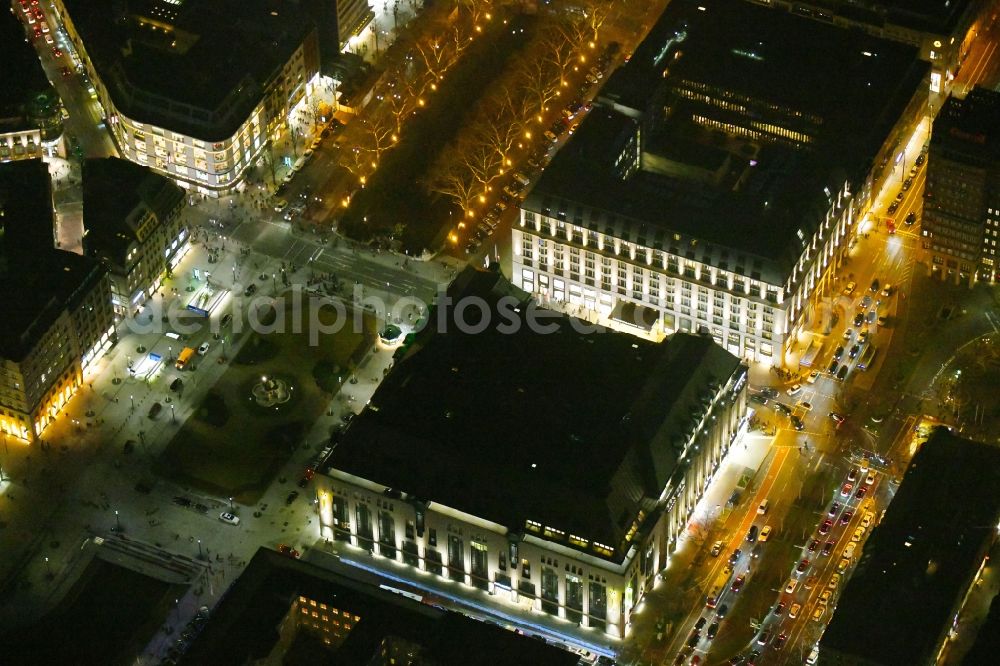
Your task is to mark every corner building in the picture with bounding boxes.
[0,161,115,442]
[512,0,928,365]
[316,268,749,645]
[82,158,188,318]
[54,0,320,195]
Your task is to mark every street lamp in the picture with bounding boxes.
[197,539,204,560]
[170,403,176,423]
[229,496,234,510]
[130,395,135,412]
[115,510,121,533]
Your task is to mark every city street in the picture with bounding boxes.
[0,202,455,662]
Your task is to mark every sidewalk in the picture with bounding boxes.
[619,431,774,664]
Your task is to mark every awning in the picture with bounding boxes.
[610,301,658,332]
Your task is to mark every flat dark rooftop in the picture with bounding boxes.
[0,160,105,361]
[530,0,926,267]
[82,158,184,263]
[932,87,1000,156]
[0,5,53,133]
[821,429,1000,665]
[328,267,743,555]
[63,0,313,140]
[182,548,579,666]
[856,0,974,34]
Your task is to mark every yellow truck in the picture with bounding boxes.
[175,346,195,370]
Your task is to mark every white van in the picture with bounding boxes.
[757,499,769,515]
[806,646,819,664]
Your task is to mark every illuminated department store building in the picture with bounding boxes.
[55,0,321,195]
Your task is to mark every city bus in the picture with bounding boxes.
[175,346,195,370]
[857,344,878,371]
[706,565,733,608]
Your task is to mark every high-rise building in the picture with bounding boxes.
[0,161,115,442]
[315,267,749,646]
[921,86,1000,284]
[82,158,189,318]
[512,0,928,365]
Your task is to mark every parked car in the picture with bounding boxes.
[219,511,240,526]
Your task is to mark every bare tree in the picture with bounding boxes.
[559,14,590,47]
[385,85,418,139]
[476,112,520,171]
[455,0,496,27]
[541,30,577,92]
[497,86,539,136]
[464,139,503,192]
[519,58,561,119]
[415,29,464,84]
[426,157,478,214]
[579,0,613,43]
[359,110,396,167]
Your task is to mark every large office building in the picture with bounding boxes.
[746,0,993,96]
[512,0,928,365]
[54,0,321,195]
[183,547,580,666]
[316,267,749,644]
[820,429,1000,665]
[82,158,188,318]
[921,87,1000,284]
[0,161,115,442]
[1,3,62,162]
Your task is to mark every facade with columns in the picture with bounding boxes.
[315,268,749,643]
[511,0,929,366]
